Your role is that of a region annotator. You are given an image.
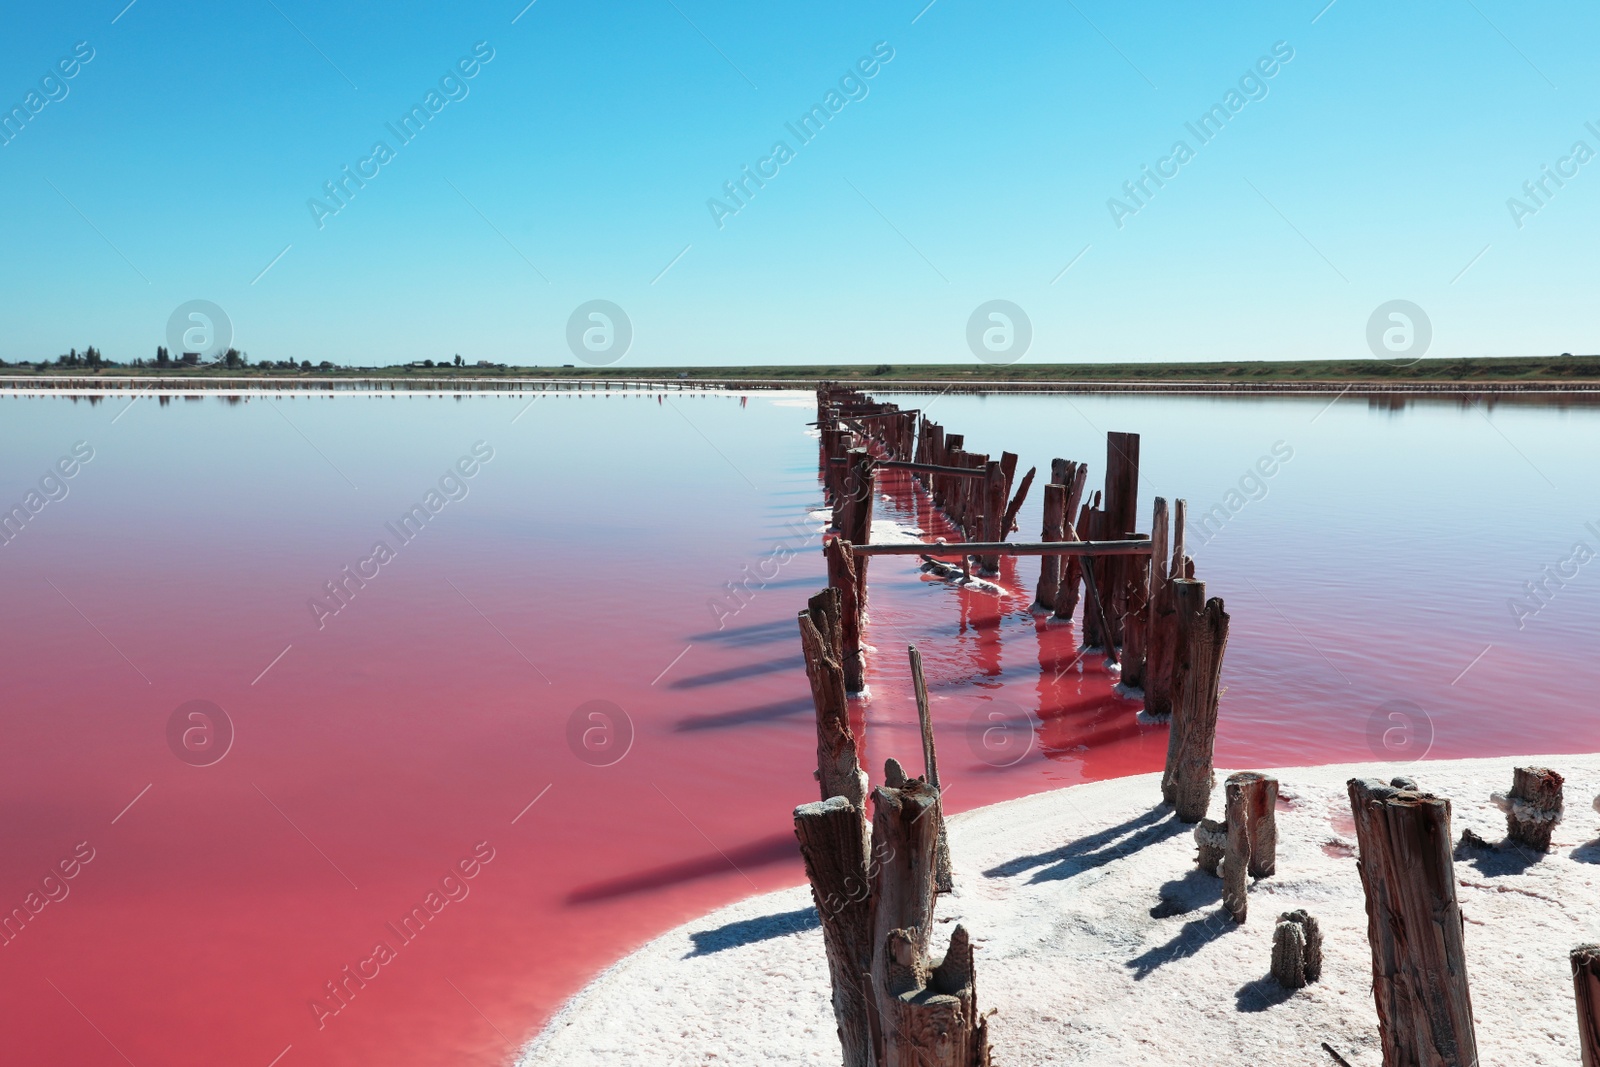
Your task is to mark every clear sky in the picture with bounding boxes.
[1,0,1596,367]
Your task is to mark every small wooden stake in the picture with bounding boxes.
[1505,765,1564,852]
[908,645,953,893]
[1348,778,1479,1067]
[1574,944,1600,1067]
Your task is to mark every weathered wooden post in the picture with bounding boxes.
[869,776,991,1067]
[1162,579,1229,822]
[1501,766,1564,852]
[1347,778,1479,1067]
[794,796,873,1067]
[825,538,867,693]
[1223,779,1250,922]
[908,645,952,893]
[1119,532,1152,689]
[1272,911,1323,989]
[1145,497,1173,716]
[1034,482,1066,612]
[1574,944,1600,1067]
[798,589,868,813]
[1228,771,1279,877]
[979,460,1005,572]
[1001,465,1035,540]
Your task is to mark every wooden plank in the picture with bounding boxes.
[849,539,1154,557]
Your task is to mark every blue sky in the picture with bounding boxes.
[1,0,1596,366]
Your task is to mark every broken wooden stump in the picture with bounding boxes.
[877,924,992,1067]
[1500,765,1565,852]
[1573,944,1600,1067]
[1228,771,1279,877]
[1161,579,1229,822]
[1194,818,1227,875]
[794,796,873,1067]
[799,588,868,814]
[909,644,953,893]
[1223,779,1250,922]
[1272,910,1323,989]
[1347,778,1479,1067]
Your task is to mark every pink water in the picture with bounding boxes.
[1,388,1596,1065]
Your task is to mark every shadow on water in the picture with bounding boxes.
[668,656,806,689]
[687,618,800,648]
[567,833,798,904]
[982,804,1182,883]
[675,696,815,732]
[685,907,820,957]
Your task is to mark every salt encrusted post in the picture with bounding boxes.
[1145,497,1175,717]
[868,777,940,1063]
[1347,778,1479,1067]
[794,796,873,1067]
[1504,766,1564,852]
[825,537,867,693]
[1574,944,1600,1067]
[798,589,868,814]
[1119,532,1152,689]
[1194,818,1227,875]
[1228,771,1279,877]
[908,645,953,893]
[1034,482,1066,612]
[1223,779,1250,922]
[1272,911,1323,989]
[1162,580,1230,822]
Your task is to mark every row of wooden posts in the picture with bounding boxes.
[801,385,1600,1066]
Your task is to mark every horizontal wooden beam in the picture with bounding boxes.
[848,539,1152,558]
[875,460,988,478]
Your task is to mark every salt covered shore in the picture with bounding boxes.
[519,755,1600,1066]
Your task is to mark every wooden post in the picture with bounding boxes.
[908,645,953,893]
[794,796,873,1067]
[979,460,1005,573]
[1223,778,1249,922]
[1053,471,1089,622]
[798,589,868,813]
[826,537,867,693]
[1272,911,1323,989]
[1504,766,1564,852]
[1162,580,1229,822]
[1145,497,1174,716]
[1001,465,1035,539]
[1034,482,1065,612]
[1228,771,1279,877]
[1347,778,1479,1067]
[1573,944,1600,1067]
[1119,531,1151,689]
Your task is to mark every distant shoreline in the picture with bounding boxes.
[5,372,1600,398]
